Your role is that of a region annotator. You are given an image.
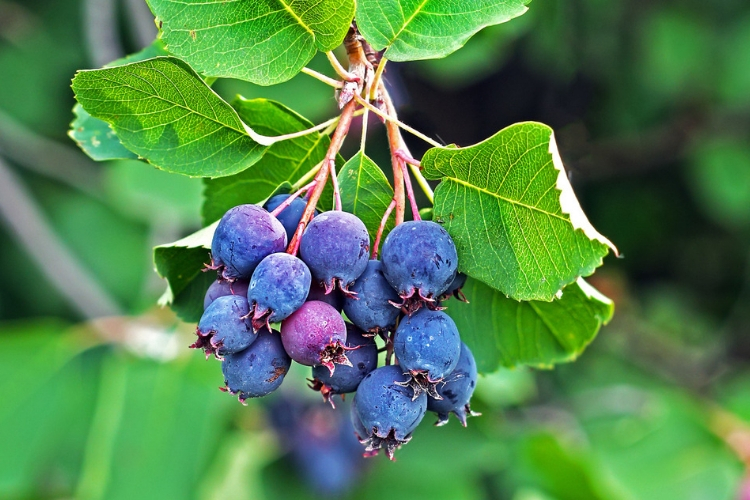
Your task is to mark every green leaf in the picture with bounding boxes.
[154,222,217,322]
[147,0,355,85]
[356,0,530,62]
[445,277,613,372]
[423,122,616,302]
[202,98,331,225]
[338,152,395,243]
[72,57,266,178]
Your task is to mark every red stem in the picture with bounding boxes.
[371,198,396,259]
[383,89,406,225]
[402,161,421,221]
[269,180,317,217]
[330,162,342,211]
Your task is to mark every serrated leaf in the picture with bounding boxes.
[356,0,530,62]
[147,0,355,85]
[423,121,617,302]
[339,152,395,243]
[72,57,266,178]
[69,40,169,161]
[446,277,613,372]
[154,222,217,322]
[202,98,332,225]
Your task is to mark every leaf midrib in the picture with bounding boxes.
[389,0,431,45]
[277,0,316,39]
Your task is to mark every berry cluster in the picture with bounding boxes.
[192,195,479,459]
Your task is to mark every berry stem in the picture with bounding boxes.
[382,92,406,226]
[269,180,317,217]
[300,67,343,88]
[372,198,396,259]
[330,159,342,211]
[402,161,421,221]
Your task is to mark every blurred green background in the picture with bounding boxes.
[2,0,750,498]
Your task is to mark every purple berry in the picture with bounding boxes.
[310,324,378,406]
[264,194,318,242]
[247,253,311,331]
[393,308,461,399]
[354,365,427,460]
[299,211,370,295]
[381,220,458,312]
[220,327,291,403]
[203,279,249,310]
[343,260,401,335]
[210,204,287,280]
[280,300,350,374]
[427,342,481,426]
[190,295,256,359]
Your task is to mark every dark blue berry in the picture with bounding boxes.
[343,260,401,334]
[307,280,344,311]
[381,220,458,310]
[203,279,249,310]
[438,272,468,302]
[310,324,378,406]
[220,327,291,403]
[427,342,481,426]
[299,211,370,295]
[247,253,311,330]
[264,194,318,242]
[354,365,427,460]
[281,300,350,374]
[191,295,255,359]
[210,204,287,280]
[393,308,461,398]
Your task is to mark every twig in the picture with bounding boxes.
[372,199,396,259]
[326,51,356,81]
[244,116,341,146]
[353,94,443,149]
[330,160,342,211]
[396,149,434,203]
[270,181,317,217]
[301,67,343,88]
[402,162,421,221]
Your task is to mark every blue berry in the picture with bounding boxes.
[299,211,370,295]
[203,279,249,310]
[427,342,481,426]
[281,300,350,374]
[264,194,318,242]
[354,365,427,460]
[190,295,255,359]
[220,327,291,403]
[310,324,378,406]
[343,260,401,334]
[381,220,458,311]
[247,253,311,330]
[210,204,287,280]
[438,272,468,302]
[393,308,461,398]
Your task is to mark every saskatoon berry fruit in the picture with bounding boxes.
[342,260,401,335]
[438,272,468,302]
[247,253,311,331]
[210,204,287,280]
[281,300,351,374]
[354,364,427,460]
[381,220,458,310]
[299,211,370,295]
[203,278,249,310]
[264,194,319,242]
[393,308,461,398]
[307,280,344,311]
[427,342,481,426]
[190,295,255,359]
[309,324,378,406]
[221,327,291,404]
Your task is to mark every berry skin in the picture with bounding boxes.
[190,295,256,359]
[427,342,481,426]
[299,211,370,296]
[203,279,249,310]
[220,327,291,404]
[310,324,378,406]
[247,253,311,331]
[343,260,401,335]
[381,220,458,311]
[280,300,351,374]
[264,194,318,242]
[438,272,468,302]
[307,280,344,311]
[393,308,461,399]
[354,365,427,460]
[210,204,287,280]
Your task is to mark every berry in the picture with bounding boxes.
[393,308,461,398]
[354,365,427,460]
[438,272,468,302]
[220,327,291,403]
[264,194,318,242]
[280,300,351,374]
[203,278,249,310]
[427,342,481,426]
[310,324,378,406]
[210,204,287,280]
[247,253,311,330]
[307,280,344,311]
[299,211,370,295]
[381,220,458,311]
[190,295,256,359]
[342,260,401,335]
